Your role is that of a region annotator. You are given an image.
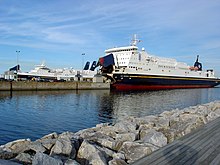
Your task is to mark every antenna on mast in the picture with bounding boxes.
[131,34,141,46]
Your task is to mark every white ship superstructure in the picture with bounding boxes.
[17,62,97,81]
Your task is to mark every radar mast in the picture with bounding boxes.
[131,34,141,46]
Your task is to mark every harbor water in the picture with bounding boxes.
[0,87,220,145]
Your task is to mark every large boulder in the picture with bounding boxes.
[77,140,107,165]
[99,126,118,139]
[40,132,58,140]
[157,128,176,143]
[211,102,220,111]
[14,153,32,164]
[115,132,139,142]
[207,111,220,122]
[169,113,207,137]
[113,120,138,133]
[50,137,76,159]
[188,105,210,116]
[155,116,170,129]
[134,115,158,126]
[78,131,121,151]
[36,132,58,150]
[32,152,62,165]
[38,138,57,151]
[75,127,99,139]
[0,150,17,159]
[4,139,31,154]
[0,159,22,165]
[119,141,154,163]
[140,129,167,147]
[28,141,47,153]
[96,145,116,161]
[64,159,81,165]
[108,158,128,165]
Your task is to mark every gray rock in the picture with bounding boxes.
[211,102,220,111]
[96,123,110,128]
[77,140,107,165]
[14,153,32,164]
[96,145,115,161]
[32,152,62,165]
[155,117,170,129]
[99,126,118,138]
[39,139,57,151]
[115,132,138,142]
[28,141,46,153]
[96,137,122,151]
[36,132,58,151]
[207,111,219,121]
[158,128,176,143]
[159,110,173,118]
[50,137,76,159]
[79,131,121,151]
[135,115,158,125]
[64,159,81,165]
[0,159,22,165]
[4,139,31,154]
[56,132,81,154]
[140,129,167,147]
[112,152,126,160]
[184,105,205,113]
[59,132,75,138]
[213,108,220,116]
[40,132,58,140]
[119,141,153,163]
[170,113,206,137]
[0,150,17,159]
[113,121,137,133]
[75,127,99,138]
[138,123,155,131]
[108,158,128,165]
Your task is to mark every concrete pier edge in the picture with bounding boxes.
[0,81,110,91]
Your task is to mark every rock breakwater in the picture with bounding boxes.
[1,101,220,165]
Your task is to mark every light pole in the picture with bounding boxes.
[16,50,20,72]
[82,53,85,69]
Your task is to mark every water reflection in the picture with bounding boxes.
[0,87,219,144]
[108,88,220,121]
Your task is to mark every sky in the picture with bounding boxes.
[0,0,220,75]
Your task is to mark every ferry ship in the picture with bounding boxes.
[17,61,97,81]
[98,35,220,90]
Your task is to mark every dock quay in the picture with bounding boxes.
[0,81,110,91]
[133,114,220,165]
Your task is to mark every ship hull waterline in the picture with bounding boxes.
[110,73,220,91]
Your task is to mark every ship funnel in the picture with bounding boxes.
[83,61,90,70]
[194,55,202,71]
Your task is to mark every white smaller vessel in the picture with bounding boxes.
[17,61,97,81]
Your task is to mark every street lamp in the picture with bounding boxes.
[16,50,20,72]
[82,53,85,69]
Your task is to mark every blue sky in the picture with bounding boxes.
[0,0,220,75]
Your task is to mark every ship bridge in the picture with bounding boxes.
[105,46,138,54]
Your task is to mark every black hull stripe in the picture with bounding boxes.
[113,73,220,87]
